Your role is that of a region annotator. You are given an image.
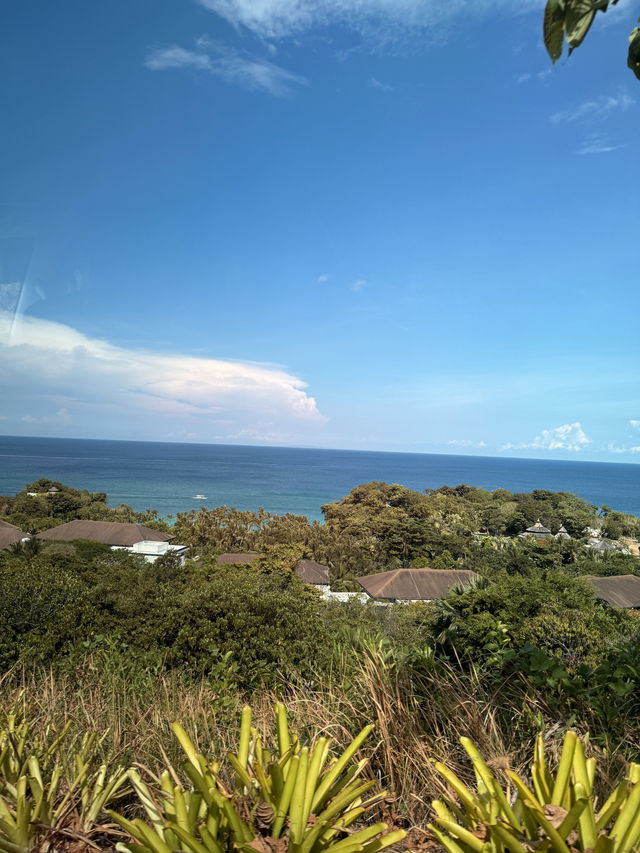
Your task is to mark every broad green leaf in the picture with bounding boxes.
[544,0,566,63]
[629,26,640,80]
[565,0,599,52]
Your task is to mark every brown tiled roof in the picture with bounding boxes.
[356,568,479,601]
[36,520,173,547]
[216,552,259,566]
[295,559,330,585]
[586,575,640,609]
[0,519,28,551]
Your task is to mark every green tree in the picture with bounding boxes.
[166,566,329,687]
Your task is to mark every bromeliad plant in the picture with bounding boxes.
[429,730,640,853]
[0,708,129,853]
[111,702,405,853]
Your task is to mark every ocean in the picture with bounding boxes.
[1,435,639,521]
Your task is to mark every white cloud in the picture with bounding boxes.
[368,77,393,91]
[630,419,640,429]
[576,135,624,155]
[350,278,368,291]
[196,0,539,42]
[516,69,551,84]
[551,92,634,124]
[145,40,307,96]
[20,408,71,426]
[0,312,325,441]
[317,273,329,283]
[607,442,640,454]
[447,439,486,448]
[145,46,214,71]
[502,422,591,452]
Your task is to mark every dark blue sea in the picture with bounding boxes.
[1,436,639,521]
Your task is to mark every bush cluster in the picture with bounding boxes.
[2,478,640,753]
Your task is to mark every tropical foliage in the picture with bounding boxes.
[431,731,640,853]
[542,0,640,80]
[111,703,404,853]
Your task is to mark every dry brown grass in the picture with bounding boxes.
[0,649,625,831]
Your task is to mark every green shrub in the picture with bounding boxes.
[430,730,640,853]
[111,703,405,853]
[166,566,330,687]
[0,555,91,669]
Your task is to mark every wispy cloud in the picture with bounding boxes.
[368,77,393,91]
[551,92,634,124]
[629,419,640,429]
[317,273,329,284]
[576,135,625,155]
[502,422,591,452]
[145,39,307,96]
[197,0,539,43]
[516,68,551,84]
[350,278,368,291]
[606,442,640,454]
[145,46,213,71]
[0,312,325,442]
[21,408,71,426]
[447,439,486,448]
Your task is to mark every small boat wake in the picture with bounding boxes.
[193,494,207,500]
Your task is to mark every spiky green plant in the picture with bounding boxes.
[112,702,405,853]
[0,708,129,853]
[429,730,640,853]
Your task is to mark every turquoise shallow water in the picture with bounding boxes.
[1,436,639,522]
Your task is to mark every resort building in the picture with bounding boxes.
[293,559,330,591]
[36,519,187,564]
[586,575,640,609]
[518,520,553,541]
[0,519,30,551]
[555,525,571,541]
[321,590,369,603]
[37,519,174,546]
[356,567,479,604]
[586,537,626,555]
[124,539,189,564]
[216,552,331,591]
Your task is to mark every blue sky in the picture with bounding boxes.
[1,0,639,461]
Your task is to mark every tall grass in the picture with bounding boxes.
[0,646,626,831]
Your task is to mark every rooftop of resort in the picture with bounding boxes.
[586,575,640,609]
[216,553,331,586]
[0,519,29,551]
[36,520,174,547]
[294,559,330,586]
[356,567,479,602]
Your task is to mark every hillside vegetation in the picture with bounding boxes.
[2,479,640,850]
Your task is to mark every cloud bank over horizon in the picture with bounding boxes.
[501,422,591,453]
[0,312,325,444]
